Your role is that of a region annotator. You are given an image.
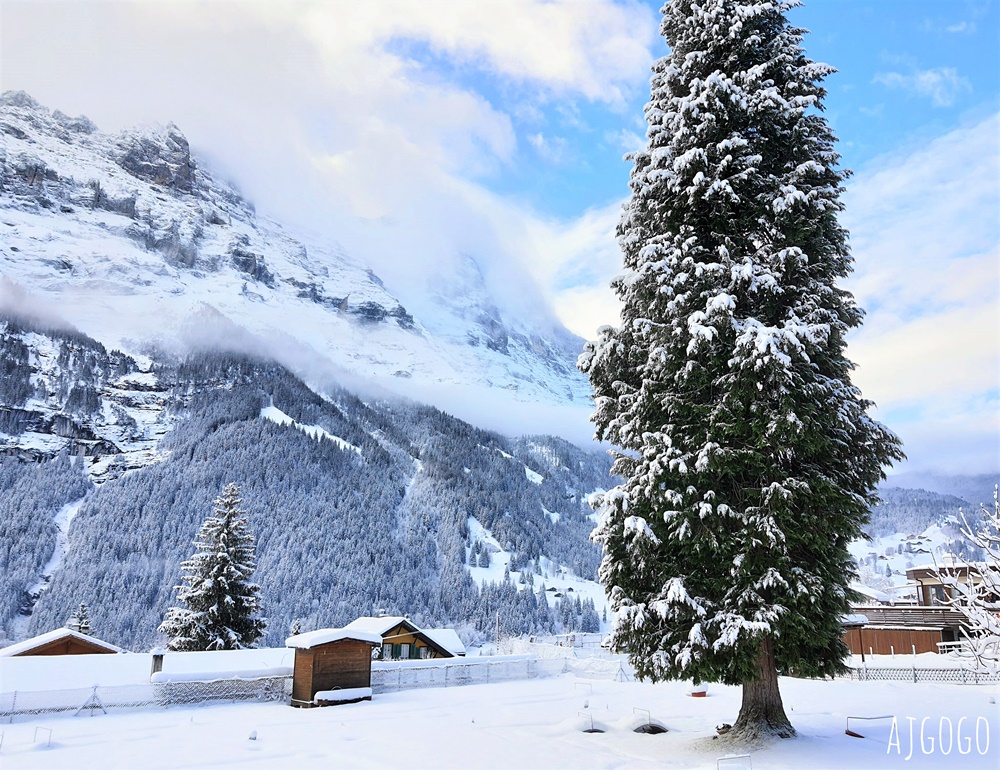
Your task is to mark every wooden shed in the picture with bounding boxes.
[286,628,382,708]
[0,628,123,657]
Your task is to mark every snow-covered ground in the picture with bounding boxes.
[1,674,996,769]
[260,404,361,455]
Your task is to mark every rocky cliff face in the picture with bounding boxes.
[0,315,173,482]
[0,91,591,411]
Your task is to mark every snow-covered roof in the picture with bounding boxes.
[423,628,466,656]
[841,614,870,627]
[285,628,382,649]
[344,616,409,636]
[344,617,460,657]
[850,582,892,604]
[0,628,124,657]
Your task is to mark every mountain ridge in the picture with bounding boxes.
[0,90,591,427]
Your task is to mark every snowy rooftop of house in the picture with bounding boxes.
[344,616,410,636]
[0,628,124,657]
[841,613,870,627]
[422,628,466,656]
[285,628,382,649]
[849,582,892,604]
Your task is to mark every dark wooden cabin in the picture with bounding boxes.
[286,628,382,707]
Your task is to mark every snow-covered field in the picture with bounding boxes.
[2,674,996,769]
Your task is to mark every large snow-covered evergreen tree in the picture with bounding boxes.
[159,483,266,651]
[579,0,903,739]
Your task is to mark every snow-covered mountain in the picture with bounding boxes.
[850,484,989,600]
[0,91,589,411]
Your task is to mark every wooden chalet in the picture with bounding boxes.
[345,616,463,660]
[841,562,995,655]
[0,628,123,657]
[285,628,382,707]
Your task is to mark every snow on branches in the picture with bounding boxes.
[935,487,1000,674]
[581,0,903,740]
[159,483,266,651]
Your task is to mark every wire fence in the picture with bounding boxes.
[1,654,631,722]
[1,676,291,723]
[842,666,1000,684]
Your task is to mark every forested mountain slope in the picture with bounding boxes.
[0,317,612,650]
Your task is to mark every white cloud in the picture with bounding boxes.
[843,113,1000,473]
[251,0,657,106]
[945,21,976,34]
[528,132,569,164]
[873,67,972,107]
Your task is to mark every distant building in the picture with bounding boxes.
[345,616,463,660]
[907,562,992,607]
[0,628,124,657]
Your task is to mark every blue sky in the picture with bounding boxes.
[2,0,997,475]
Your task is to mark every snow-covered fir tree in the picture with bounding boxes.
[67,602,91,635]
[579,0,903,740]
[158,483,266,651]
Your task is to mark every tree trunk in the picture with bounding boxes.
[731,636,795,740]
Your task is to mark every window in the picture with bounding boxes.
[401,643,410,660]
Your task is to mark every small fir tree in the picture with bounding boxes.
[580,0,903,740]
[159,483,266,651]
[68,602,91,635]
[289,618,302,637]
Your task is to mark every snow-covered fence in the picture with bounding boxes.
[371,653,630,694]
[373,655,534,693]
[1,653,630,721]
[843,666,1000,685]
[0,675,292,722]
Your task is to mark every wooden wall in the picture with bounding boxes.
[291,640,374,705]
[843,626,944,656]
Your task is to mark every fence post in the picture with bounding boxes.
[8,691,15,724]
[912,665,917,684]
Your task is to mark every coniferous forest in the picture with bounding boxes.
[0,316,614,650]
